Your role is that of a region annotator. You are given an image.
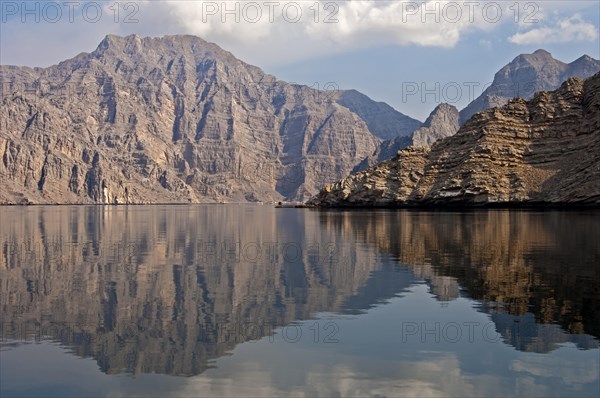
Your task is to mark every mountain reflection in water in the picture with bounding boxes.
[1,206,598,379]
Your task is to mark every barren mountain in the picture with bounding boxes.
[459,49,600,124]
[411,103,459,147]
[353,103,459,172]
[0,34,420,204]
[356,50,599,172]
[308,73,600,207]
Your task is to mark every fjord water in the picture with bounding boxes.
[1,206,598,397]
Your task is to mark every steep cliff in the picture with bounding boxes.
[308,73,600,207]
[0,34,421,204]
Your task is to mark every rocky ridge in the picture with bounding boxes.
[356,50,600,170]
[308,73,600,207]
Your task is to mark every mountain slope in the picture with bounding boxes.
[0,34,420,204]
[352,103,459,173]
[308,73,600,207]
[336,89,421,139]
[459,49,600,124]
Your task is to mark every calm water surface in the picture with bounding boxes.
[1,205,599,397]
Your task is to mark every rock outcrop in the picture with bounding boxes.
[0,34,421,204]
[308,73,600,207]
[411,103,459,147]
[459,49,600,124]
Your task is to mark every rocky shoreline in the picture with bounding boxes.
[307,73,600,208]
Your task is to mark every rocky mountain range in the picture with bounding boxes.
[459,49,600,124]
[361,50,600,169]
[1,35,598,205]
[0,34,420,204]
[308,72,600,207]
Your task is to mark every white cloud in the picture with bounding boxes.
[147,0,508,65]
[511,352,600,385]
[508,14,599,45]
[1,1,598,68]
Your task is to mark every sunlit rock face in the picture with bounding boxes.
[0,34,422,204]
[309,73,600,207]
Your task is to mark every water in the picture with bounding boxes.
[1,205,599,397]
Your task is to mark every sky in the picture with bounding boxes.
[1,0,599,120]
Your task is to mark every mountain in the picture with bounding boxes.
[411,103,459,147]
[352,103,459,172]
[0,34,420,204]
[308,73,600,207]
[459,49,600,124]
[357,50,598,172]
[336,89,421,139]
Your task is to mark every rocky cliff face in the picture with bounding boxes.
[0,34,421,204]
[352,103,458,172]
[459,49,600,124]
[308,73,600,207]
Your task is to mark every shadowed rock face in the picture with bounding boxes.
[459,49,600,125]
[309,73,600,207]
[336,90,422,140]
[0,34,421,205]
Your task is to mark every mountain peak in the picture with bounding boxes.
[571,54,599,64]
[533,49,552,56]
[96,34,214,54]
[0,33,424,204]
[411,103,459,147]
[459,50,599,124]
[96,33,140,51]
[512,49,558,66]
